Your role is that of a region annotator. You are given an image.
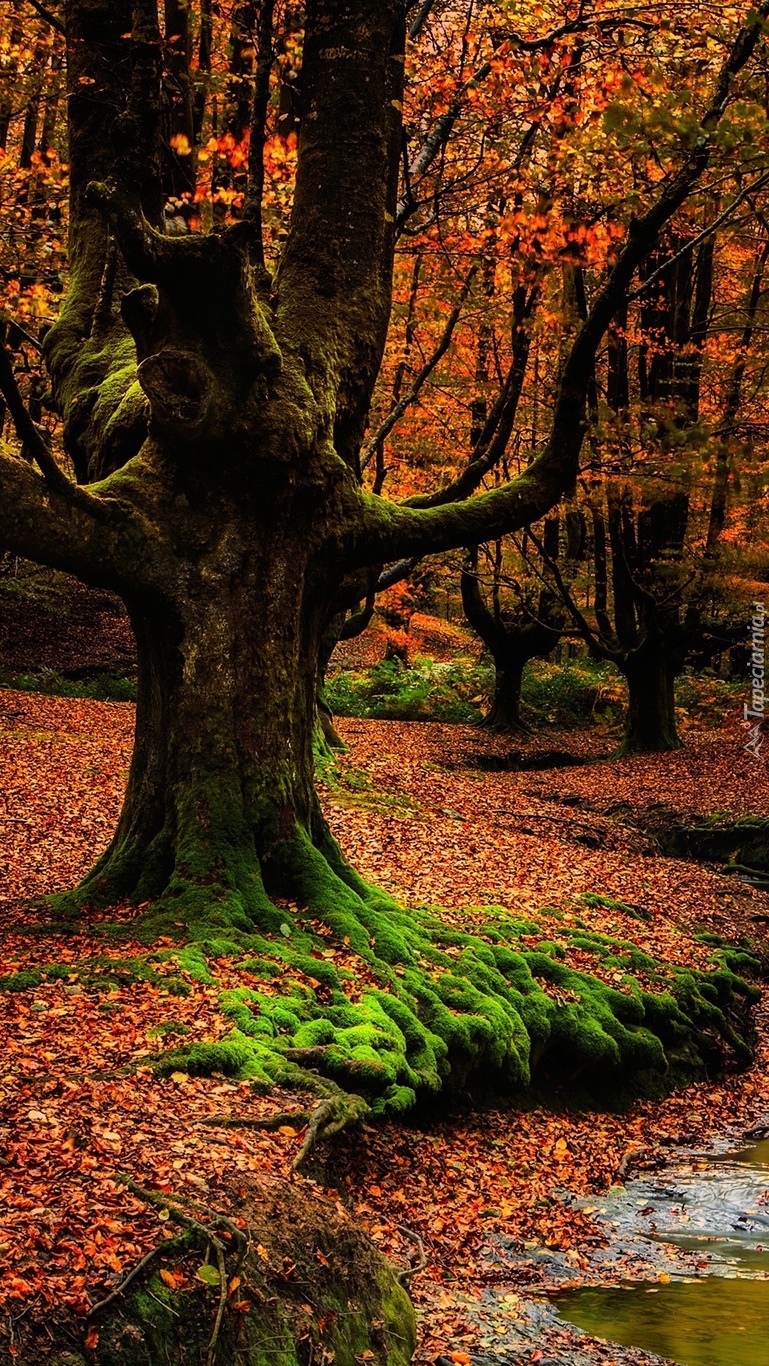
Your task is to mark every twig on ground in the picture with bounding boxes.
[86,1243,166,1318]
[396,1225,428,1287]
[206,1239,228,1366]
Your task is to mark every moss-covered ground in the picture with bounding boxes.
[111,899,760,1114]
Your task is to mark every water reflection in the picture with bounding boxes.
[730,1136,769,1168]
[550,1137,769,1365]
[556,1278,769,1366]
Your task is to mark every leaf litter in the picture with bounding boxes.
[1,690,769,1360]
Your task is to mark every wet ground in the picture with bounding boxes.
[460,1134,769,1365]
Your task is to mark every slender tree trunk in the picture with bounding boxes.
[484,653,527,732]
[620,635,681,754]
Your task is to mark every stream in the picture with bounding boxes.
[457,1134,769,1365]
[551,1136,769,1366]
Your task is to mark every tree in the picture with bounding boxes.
[461,526,566,732]
[0,0,766,931]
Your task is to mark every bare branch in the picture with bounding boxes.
[628,170,769,302]
[408,0,436,40]
[24,0,64,35]
[524,526,618,661]
[244,0,277,284]
[360,263,477,471]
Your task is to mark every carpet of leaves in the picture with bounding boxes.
[1,688,769,1361]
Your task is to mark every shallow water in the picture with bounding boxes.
[556,1278,769,1366]
[730,1136,769,1168]
[553,1137,769,1366]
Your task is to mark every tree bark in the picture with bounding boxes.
[69,506,372,928]
[619,634,682,754]
[484,654,528,732]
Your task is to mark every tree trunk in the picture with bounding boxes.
[620,636,682,754]
[69,523,375,938]
[484,654,528,732]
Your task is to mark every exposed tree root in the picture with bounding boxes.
[200,1109,312,1131]
[86,1243,166,1319]
[198,1093,369,1169]
[117,1175,248,1258]
[293,1092,370,1171]
[396,1226,428,1288]
[111,1176,247,1366]
[52,819,764,1138]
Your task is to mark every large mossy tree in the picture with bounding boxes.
[0,2,766,1111]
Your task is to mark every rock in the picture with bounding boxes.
[89,1174,414,1365]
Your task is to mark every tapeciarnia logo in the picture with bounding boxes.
[743,600,766,760]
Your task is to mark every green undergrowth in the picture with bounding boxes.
[327,654,490,724]
[0,665,136,702]
[325,654,744,732]
[325,655,624,729]
[27,873,762,1117]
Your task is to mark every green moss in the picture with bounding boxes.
[40,808,760,1117]
[87,1180,417,1366]
[153,1035,259,1079]
[712,947,762,977]
[0,969,43,992]
[580,892,652,921]
[146,1020,190,1039]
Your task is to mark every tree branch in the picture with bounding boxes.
[44,0,164,481]
[275,0,407,459]
[408,0,435,40]
[525,526,620,662]
[24,0,65,35]
[360,263,477,471]
[0,340,111,521]
[405,281,540,510]
[348,0,769,569]
[628,170,769,302]
[0,443,152,588]
[244,0,277,284]
[395,4,591,234]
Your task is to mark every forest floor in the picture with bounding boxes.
[1,686,769,1363]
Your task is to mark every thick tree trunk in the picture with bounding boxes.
[71,525,367,930]
[484,654,528,732]
[620,636,682,754]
